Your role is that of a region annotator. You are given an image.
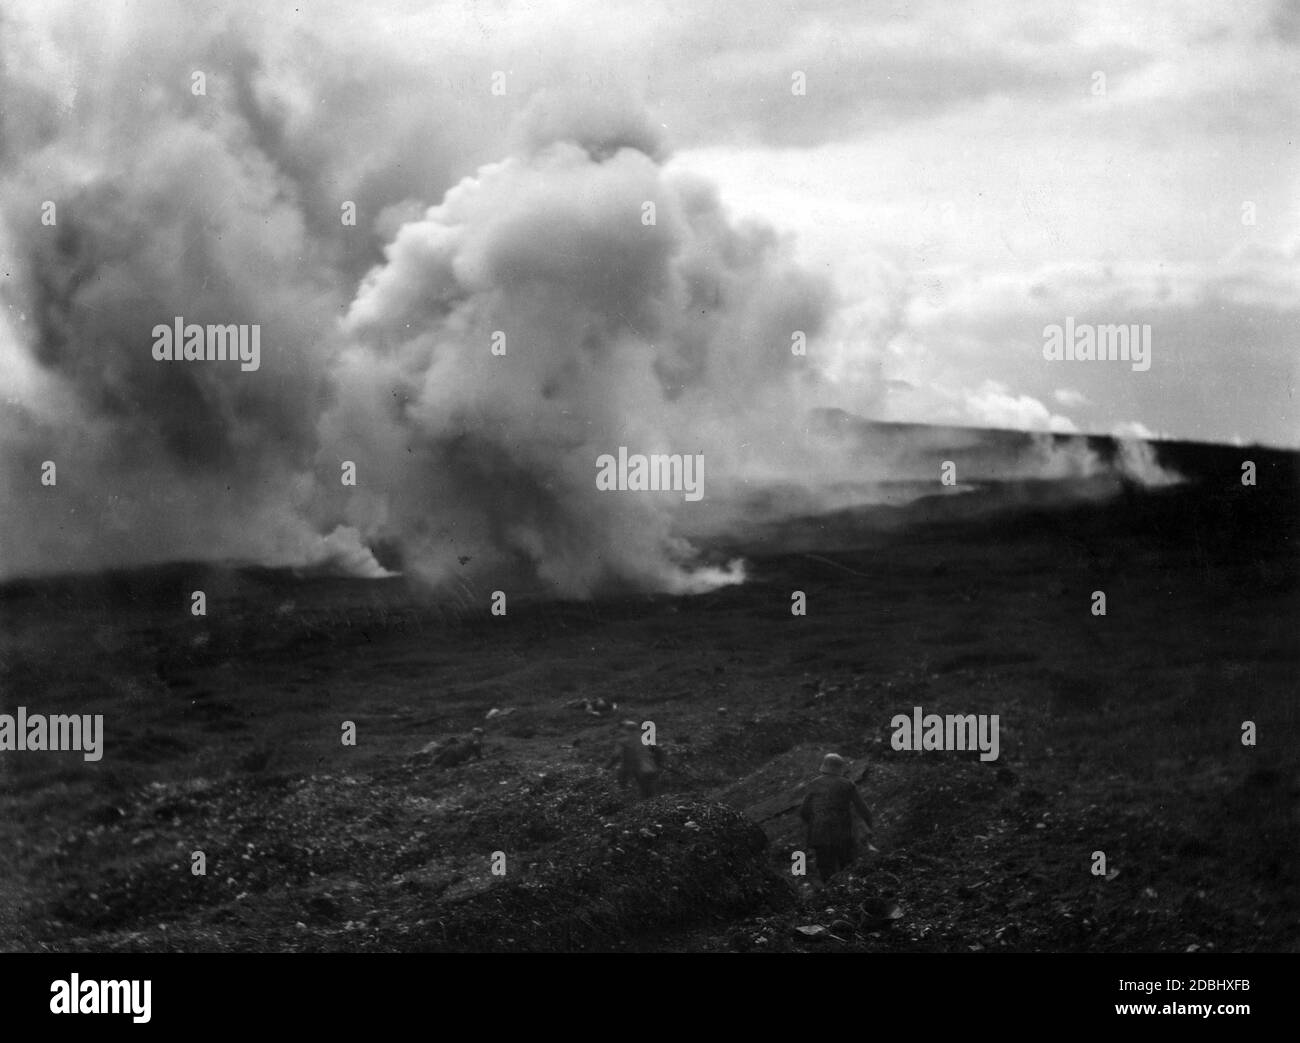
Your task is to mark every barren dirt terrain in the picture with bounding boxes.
[1,436,1296,952]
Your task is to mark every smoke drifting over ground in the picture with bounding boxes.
[0,2,1176,596]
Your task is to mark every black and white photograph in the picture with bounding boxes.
[0,0,1295,1012]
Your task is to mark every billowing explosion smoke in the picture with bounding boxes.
[0,7,387,580]
[0,4,834,594]
[319,98,833,596]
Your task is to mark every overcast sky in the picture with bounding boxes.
[662,1,1299,447]
[388,0,1298,447]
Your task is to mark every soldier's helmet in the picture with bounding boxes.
[820,753,848,776]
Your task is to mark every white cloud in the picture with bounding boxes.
[1112,420,1159,440]
[964,381,1079,434]
[1054,388,1090,408]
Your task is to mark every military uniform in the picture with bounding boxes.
[613,733,664,798]
[799,771,873,882]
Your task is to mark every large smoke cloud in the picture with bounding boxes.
[0,1,838,594]
[322,96,839,595]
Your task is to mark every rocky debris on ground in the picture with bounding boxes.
[431,729,484,769]
[409,729,485,769]
[30,765,791,952]
[565,697,617,716]
[421,796,791,952]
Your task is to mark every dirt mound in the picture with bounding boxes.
[32,765,790,952]
[420,796,791,952]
